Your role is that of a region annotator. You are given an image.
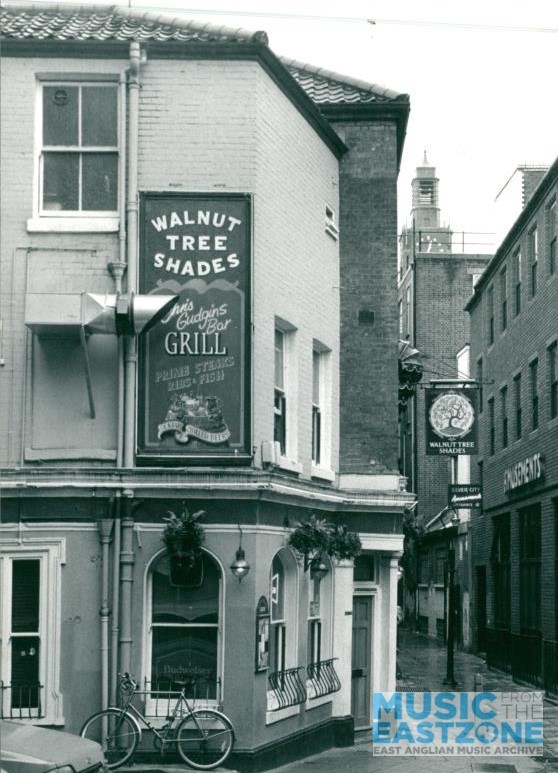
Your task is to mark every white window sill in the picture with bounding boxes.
[9,716,65,726]
[278,456,303,475]
[305,693,333,710]
[265,700,300,725]
[311,465,336,483]
[27,216,119,233]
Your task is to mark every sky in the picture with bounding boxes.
[25,0,558,248]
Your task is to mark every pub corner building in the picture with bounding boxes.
[0,5,413,768]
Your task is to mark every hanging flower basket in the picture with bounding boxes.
[288,514,361,570]
[162,505,206,582]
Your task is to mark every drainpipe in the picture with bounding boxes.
[98,517,114,710]
[118,41,141,680]
[107,70,127,703]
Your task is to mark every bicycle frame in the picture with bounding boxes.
[115,684,204,753]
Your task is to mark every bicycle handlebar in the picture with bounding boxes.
[119,672,138,692]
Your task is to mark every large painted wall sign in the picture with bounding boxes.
[138,193,251,462]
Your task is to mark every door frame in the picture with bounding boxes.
[351,589,378,729]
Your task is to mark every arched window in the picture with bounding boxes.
[269,549,297,674]
[147,551,221,705]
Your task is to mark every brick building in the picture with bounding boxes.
[398,155,491,647]
[467,156,558,692]
[0,4,412,767]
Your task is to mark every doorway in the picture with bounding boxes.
[351,595,373,728]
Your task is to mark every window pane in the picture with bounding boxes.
[270,555,284,621]
[313,350,320,404]
[11,636,41,709]
[152,554,219,624]
[43,153,79,210]
[43,86,78,146]
[82,87,117,146]
[151,627,217,698]
[82,153,118,211]
[12,560,40,632]
[274,330,284,389]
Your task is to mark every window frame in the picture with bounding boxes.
[519,505,542,635]
[548,341,558,420]
[0,537,65,724]
[513,372,522,440]
[500,384,508,448]
[530,358,539,431]
[488,396,495,455]
[513,247,522,316]
[528,225,538,297]
[547,196,556,276]
[500,264,508,331]
[29,76,121,233]
[487,285,495,345]
[143,549,223,717]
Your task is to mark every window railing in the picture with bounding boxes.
[1,682,43,718]
[306,658,341,700]
[268,667,307,711]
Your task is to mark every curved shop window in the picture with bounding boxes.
[146,550,222,707]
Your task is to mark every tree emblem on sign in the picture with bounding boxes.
[429,391,475,438]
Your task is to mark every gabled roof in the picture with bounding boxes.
[1,3,406,106]
[283,58,402,105]
[0,3,267,44]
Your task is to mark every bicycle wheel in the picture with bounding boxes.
[176,709,234,770]
[80,708,139,769]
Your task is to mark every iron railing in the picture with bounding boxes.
[306,658,341,700]
[1,682,43,718]
[268,667,307,711]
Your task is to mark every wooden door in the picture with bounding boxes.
[351,595,373,728]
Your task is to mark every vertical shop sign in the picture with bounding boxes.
[138,193,251,461]
[425,387,478,455]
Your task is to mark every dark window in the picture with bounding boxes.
[513,248,522,316]
[435,548,446,584]
[150,553,220,699]
[528,227,538,297]
[549,342,558,420]
[530,359,539,430]
[477,357,484,412]
[547,197,556,275]
[500,385,508,448]
[520,505,541,635]
[41,84,118,212]
[10,560,41,710]
[491,515,510,629]
[514,373,522,439]
[312,350,322,465]
[487,285,495,345]
[477,460,484,515]
[274,329,286,455]
[500,265,507,331]
[488,397,495,455]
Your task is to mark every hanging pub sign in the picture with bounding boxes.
[138,193,251,462]
[425,387,478,455]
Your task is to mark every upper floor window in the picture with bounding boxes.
[513,372,522,440]
[477,357,484,413]
[274,329,287,455]
[528,226,538,297]
[500,265,508,331]
[488,396,495,455]
[530,358,539,430]
[33,82,119,230]
[487,285,495,345]
[549,341,558,420]
[513,248,522,316]
[312,350,322,465]
[500,385,508,448]
[547,197,557,276]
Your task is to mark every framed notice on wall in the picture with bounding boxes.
[137,193,251,463]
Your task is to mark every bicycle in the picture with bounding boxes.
[80,673,234,771]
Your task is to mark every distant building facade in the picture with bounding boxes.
[467,156,558,693]
[398,155,491,649]
[0,3,412,767]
